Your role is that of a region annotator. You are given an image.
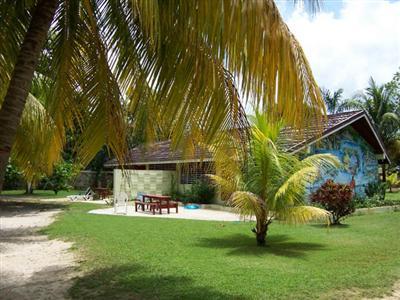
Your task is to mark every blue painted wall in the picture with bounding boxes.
[307,127,379,195]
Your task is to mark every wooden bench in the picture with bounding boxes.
[134,194,178,215]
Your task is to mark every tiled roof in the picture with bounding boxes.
[104,140,212,167]
[105,110,372,166]
[280,110,365,152]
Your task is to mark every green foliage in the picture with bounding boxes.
[386,173,400,192]
[365,181,387,200]
[321,88,347,114]
[1,0,327,194]
[3,163,23,190]
[42,162,80,194]
[353,194,399,209]
[341,77,399,146]
[190,179,216,204]
[211,111,339,245]
[311,180,355,225]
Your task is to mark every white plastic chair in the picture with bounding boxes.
[114,192,128,215]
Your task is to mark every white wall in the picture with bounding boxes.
[113,169,176,199]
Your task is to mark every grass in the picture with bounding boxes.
[42,202,400,300]
[0,189,81,198]
[385,190,400,203]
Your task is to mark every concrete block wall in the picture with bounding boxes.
[113,169,176,199]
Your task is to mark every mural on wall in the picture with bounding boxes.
[309,127,379,195]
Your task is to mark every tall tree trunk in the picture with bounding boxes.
[0,0,58,191]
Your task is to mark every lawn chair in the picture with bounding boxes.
[67,187,94,201]
[114,192,128,214]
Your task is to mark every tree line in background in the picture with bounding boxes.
[322,67,400,165]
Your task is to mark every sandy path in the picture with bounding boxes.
[0,203,78,299]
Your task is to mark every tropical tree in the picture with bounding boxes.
[386,173,400,193]
[321,88,346,114]
[0,1,325,191]
[341,77,400,144]
[211,111,339,246]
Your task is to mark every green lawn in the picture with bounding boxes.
[385,190,400,203]
[0,189,81,198]
[42,202,400,299]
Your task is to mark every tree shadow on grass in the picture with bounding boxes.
[197,234,326,258]
[69,264,244,300]
[310,223,350,229]
[0,200,68,213]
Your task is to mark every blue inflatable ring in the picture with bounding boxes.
[184,204,200,209]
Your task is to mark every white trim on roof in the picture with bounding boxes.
[290,112,390,163]
[105,158,213,167]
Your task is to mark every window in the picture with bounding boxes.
[180,162,214,184]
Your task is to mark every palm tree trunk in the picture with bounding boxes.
[0,0,58,191]
[25,181,34,195]
[255,215,269,246]
[256,224,268,246]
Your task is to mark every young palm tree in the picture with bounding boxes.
[211,112,339,246]
[0,1,325,191]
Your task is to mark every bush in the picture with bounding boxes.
[386,173,400,193]
[311,179,355,225]
[353,194,398,208]
[3,163,24,190]
[365,181,386,200]
[42,162,79,194]
[190,179,216,204]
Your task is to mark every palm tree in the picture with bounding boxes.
[321,88,346,114]
[341,77,400,144]
[0,1,325,191]
[211,111,339,246]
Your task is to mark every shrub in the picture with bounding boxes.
[190,179,216,204]
[386,174,400,193]
[311,179,355,225]
[365,181,386,200]
[353,194,398,208]
[42,162,79,194]
[3,163,24,190]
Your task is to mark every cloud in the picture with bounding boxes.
[285,0,400,97]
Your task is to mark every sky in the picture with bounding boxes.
[276,0,400,97]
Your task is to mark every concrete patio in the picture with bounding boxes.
[89,204,255,222]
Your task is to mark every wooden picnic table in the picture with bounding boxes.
[135,194,178,215]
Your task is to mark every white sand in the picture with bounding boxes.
[0,204,78,299]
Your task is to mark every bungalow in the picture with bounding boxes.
[104,110,390,200]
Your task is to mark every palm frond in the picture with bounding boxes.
[229,191,264,218]
[381,112,400,124]
[12,93,63,182]
[275,205,331,225]
[273,165,318,208]
[301,153,340,170]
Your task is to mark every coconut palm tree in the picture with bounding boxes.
[341,77,400,144]
[321,88,346,114]
[211,111,339,246]
[0,1,325,191]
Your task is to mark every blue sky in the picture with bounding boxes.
[276,0,400,97]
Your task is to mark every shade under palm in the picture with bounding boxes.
[211,112,340,246]
[0,1,324,190]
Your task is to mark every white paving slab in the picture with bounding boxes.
[89,204,255,222]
